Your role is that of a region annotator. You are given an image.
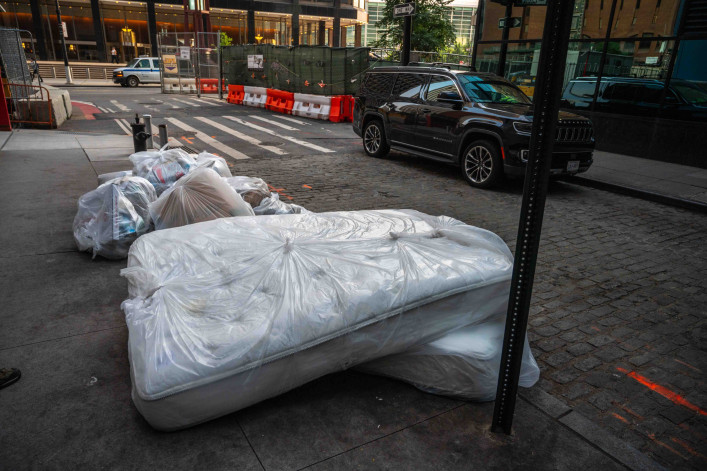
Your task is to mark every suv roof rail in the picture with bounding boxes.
[406,62,477,72]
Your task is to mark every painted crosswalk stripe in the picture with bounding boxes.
[97,106,108,113]
[172,98,200,107]
[166,117,250,160]
[195,117,287,155]
[224,116,333,153]
[114,118,131,136]
[249,115,298,131]
[110,100,130,112]
[192,98,221,107]
[272,115,311,126]
[105,107,116,113]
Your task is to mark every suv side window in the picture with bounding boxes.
[137,59,151,69]
[151,59,161,69]
[570,82,596,98]
[392,73,425,99]
[425,75,461,102]
[362,73,395,97]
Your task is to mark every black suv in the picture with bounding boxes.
[353,66,595,188]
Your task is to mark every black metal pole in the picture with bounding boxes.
[496,2,512,77]
[491,0,575,435]
[402,15,411,66]
[54,0,72,83]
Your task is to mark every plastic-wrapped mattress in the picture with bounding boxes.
[120,210,514,430]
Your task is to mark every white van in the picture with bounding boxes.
[112,56,161,87]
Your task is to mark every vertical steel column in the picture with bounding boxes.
[292,0,300,46]
[491,0,575,435]
[332,0,341,47]
[318,20,326,45]
[89,0,107,62]
[30,0,49,60]
[401,16,411,66]
[496,2,512,77]
[247,2,256,43]
[147,0,158,58]
[470,0,484,70]
[54,0,72,83]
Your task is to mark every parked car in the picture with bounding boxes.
[353,66,595,188]
[561,76,707,120]
[113,56,161,87]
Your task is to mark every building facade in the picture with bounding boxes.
[363,0,478,48]
[1,0,368,62]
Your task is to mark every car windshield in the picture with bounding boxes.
[672,83,707,105]
[126,58,140,68]
[457,74,532,104]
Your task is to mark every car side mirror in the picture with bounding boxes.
[438,91,463,103]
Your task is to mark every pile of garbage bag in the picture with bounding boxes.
[73,176,156,259]
[149,167,254,230]
[194,152,232,178]
[224,176,309,215]
[130,146,196,196]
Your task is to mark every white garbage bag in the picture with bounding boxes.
[130,145,196,196]
[224,176,309,215]
[252,192,309,215]
[97,170,133,185]
[357,313,540,401]
[149,167,254,230]
[195,151,232,177]
[73,176,156,259]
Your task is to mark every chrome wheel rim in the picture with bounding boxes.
[364,124,381,154]
[464,146,493,183]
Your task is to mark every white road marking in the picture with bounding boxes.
[166,117,250,160]
[249,115,298,131]
[110,100,130,112]
[114,118,131,136]
[172,97,200,107]
[97,106,108,113]
[224,116,334,153]
[272,115,311,126]
[192,98,221,107]
[195,117,287,155]
[105,107,116,113]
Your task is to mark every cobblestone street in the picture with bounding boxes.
[230,149,707,470]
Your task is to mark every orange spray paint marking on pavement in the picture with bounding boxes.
[616,367,707,416]
[590,326,601,332]
[670,437,706,459]
[302,184,312,189]
[617,405,643,420]
[674,359,701,373]
[646,434,689,460]
[610,412,629,424]
[268,184,294,201]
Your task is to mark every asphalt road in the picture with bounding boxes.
[55,87,707,470]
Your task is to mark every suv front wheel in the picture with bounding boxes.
[127,75,139,87]
[362,119,390,158]
[461,139,503,189]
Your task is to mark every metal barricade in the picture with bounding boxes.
[157,31,220,95]
[5,83,54,128]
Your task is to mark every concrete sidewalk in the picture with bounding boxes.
[574,151,707,206]
[0,129,664,470]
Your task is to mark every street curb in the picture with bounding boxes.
[561,175,707,214]
[519,388,666,471]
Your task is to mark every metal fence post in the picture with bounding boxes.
[158,124,168,148]
[491,0,576,435]
[143,114,153,149]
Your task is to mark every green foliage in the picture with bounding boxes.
[220,32,233,47]
[445,41,470,56]
[373,0,457,53]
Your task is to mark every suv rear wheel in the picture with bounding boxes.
[461,139,503,188]
[362,119,390,158]
[127,75,139,87]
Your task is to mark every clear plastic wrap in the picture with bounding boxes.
[149,167,254,230]
[130,145,196,196]
[224,176,309,215]
[195,151,232,178]
[97,170,133,185]
[357,313,539,401]
[121,210,515,430]
[73,176,156,259]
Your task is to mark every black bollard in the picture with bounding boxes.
[130,114,150,153]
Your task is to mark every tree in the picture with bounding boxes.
[220,32,233,47]
[373,0,457,53]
